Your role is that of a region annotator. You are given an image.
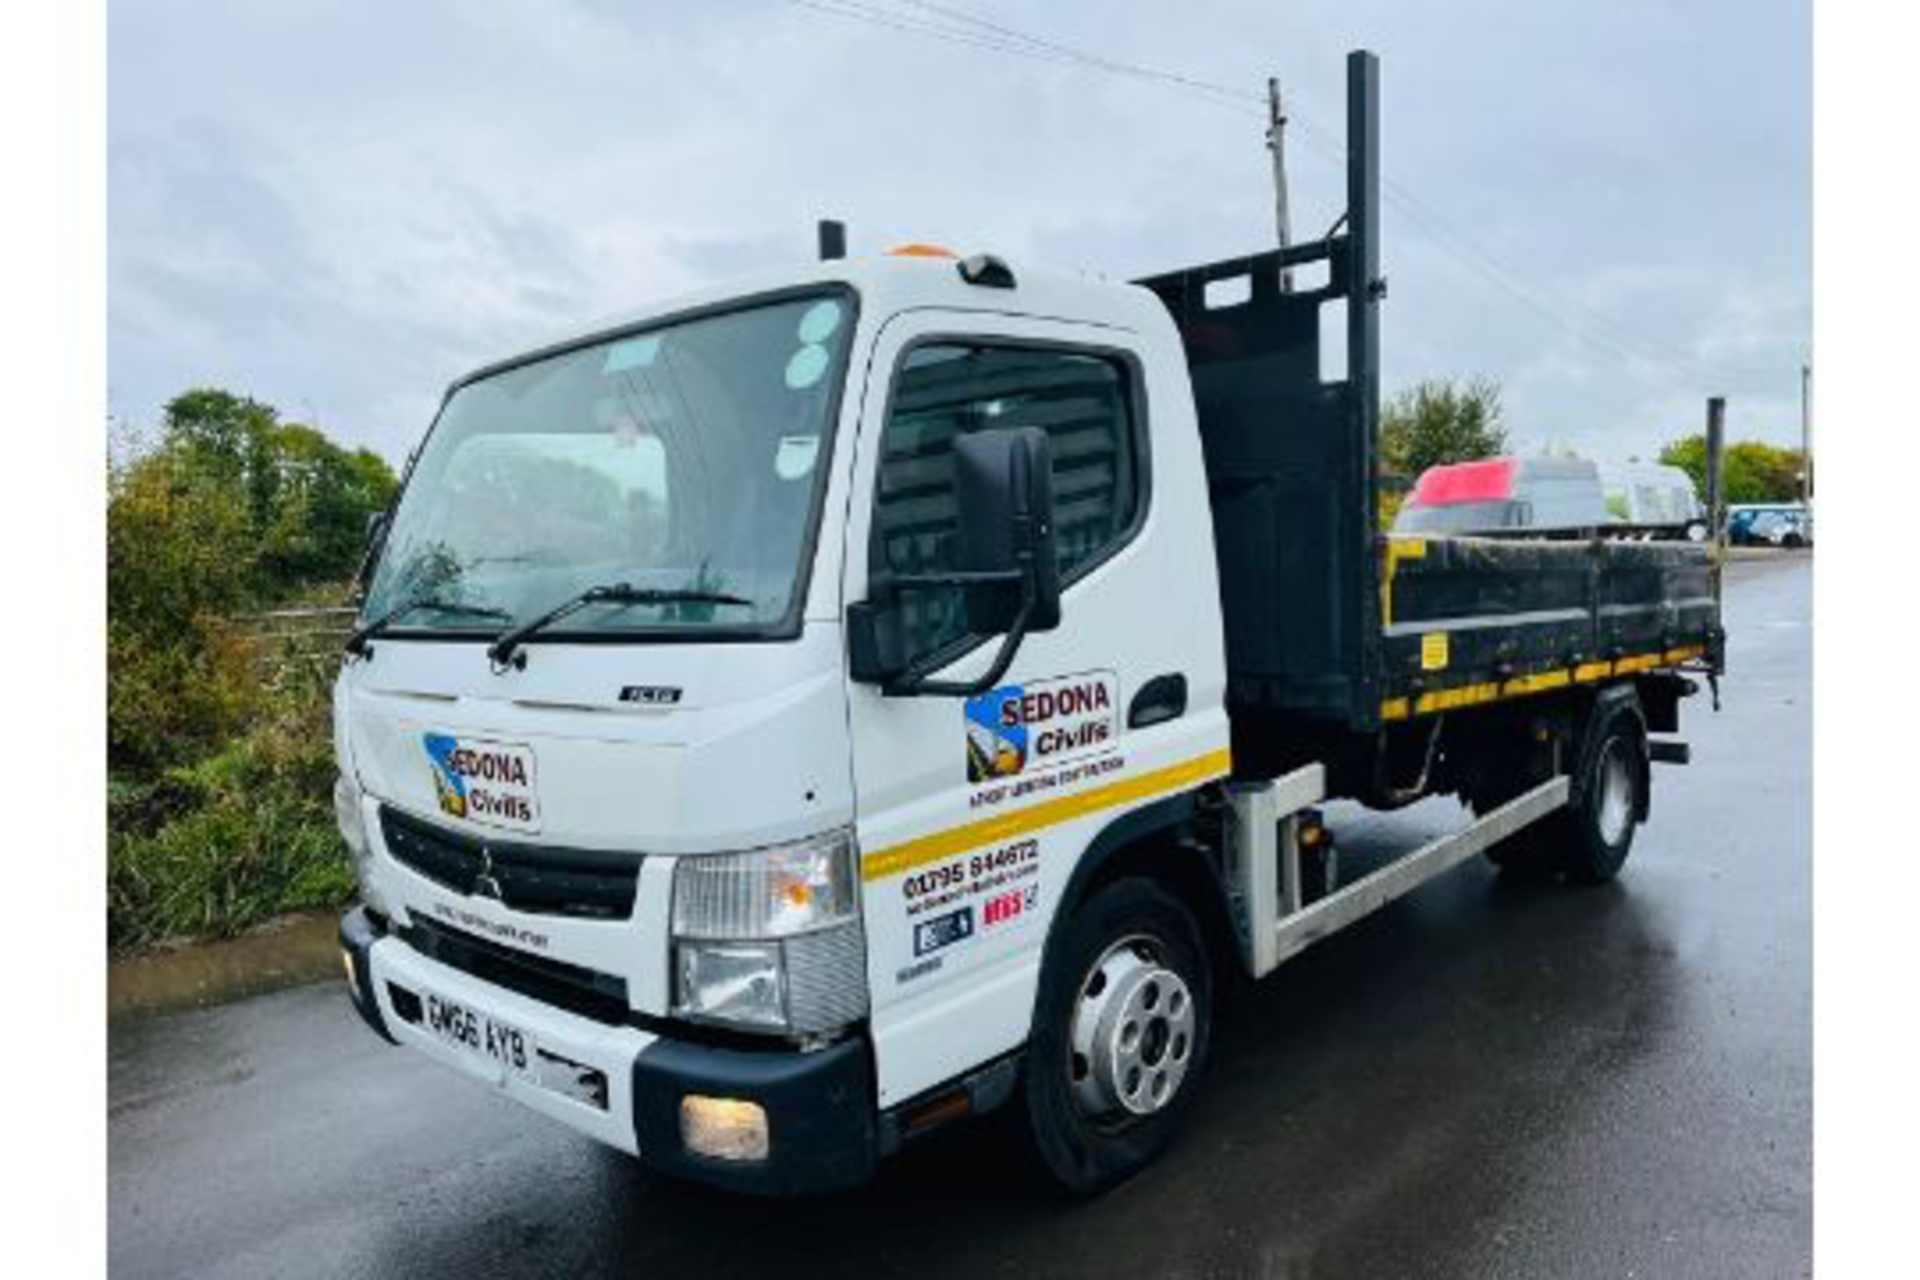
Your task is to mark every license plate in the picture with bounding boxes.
[423,991,539,1085]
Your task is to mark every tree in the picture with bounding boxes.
[1381,377,1510,479]
[107,447,260,769]
[1657,435,1805,505]
[108,388,400,769]
[108,389,403,946]
[155,387,398,596]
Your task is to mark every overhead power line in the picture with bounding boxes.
[783,0,1784,393]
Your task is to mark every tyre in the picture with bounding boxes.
[1476,695,1648,882]
[1556,705,1648,883]
[1022,877,1212,1196]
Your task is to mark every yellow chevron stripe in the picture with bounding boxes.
[860,748,1233,882]
[1380,646,1706,722]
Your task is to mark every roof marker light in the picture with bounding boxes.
[957,253,1016,289]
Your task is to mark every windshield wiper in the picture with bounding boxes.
[344,598,513,657]
[486,582,754,668]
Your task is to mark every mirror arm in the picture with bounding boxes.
[888,598,1035,698]
[883,544,1041,698]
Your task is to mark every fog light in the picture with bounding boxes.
[680,1095,769,1162]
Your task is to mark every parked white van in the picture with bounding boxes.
[1600,463,1705,538]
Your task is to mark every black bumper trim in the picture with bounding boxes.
[340,907,397,1045]
[631,1036,876,1195]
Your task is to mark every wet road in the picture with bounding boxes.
[109,556,1811,1279]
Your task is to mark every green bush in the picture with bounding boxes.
[108,665,352,949]
[107,449,261,771]
[107,387,398,951]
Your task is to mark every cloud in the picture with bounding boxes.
[109,0,1809,463]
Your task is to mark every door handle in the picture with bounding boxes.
[1128,673,1188,729]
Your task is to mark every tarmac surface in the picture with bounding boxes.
[108,554,1811,1279]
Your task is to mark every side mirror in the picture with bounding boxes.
[848,426,1059,696]
[953,426,1060,635]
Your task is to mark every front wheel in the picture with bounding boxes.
[1022,878,1212,1196]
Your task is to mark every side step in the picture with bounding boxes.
[1229,771,1570,980]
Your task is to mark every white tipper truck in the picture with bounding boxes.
[334,52,1721,1195]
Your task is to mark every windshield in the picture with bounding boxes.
[363,291,855,638]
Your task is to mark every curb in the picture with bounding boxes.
[109,911,343,1021]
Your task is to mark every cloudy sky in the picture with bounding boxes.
[109,0,1809,464]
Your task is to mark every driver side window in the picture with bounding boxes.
[870,342,1142,658]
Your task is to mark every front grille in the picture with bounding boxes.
[397,917,631,1025]
[379,806,641,920]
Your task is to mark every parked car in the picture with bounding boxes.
[1749,509,1813,548]
[1599,463,1707,540]
[1393,455,1608,535]
[1728,503,1809,546]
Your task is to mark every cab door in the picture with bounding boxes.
[840,309,1231,1107]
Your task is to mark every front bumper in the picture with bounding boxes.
[338,908,875,1194]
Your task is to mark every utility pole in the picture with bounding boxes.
[1705,395,1727,542]
[1267,76,1293,290]
[1800,361,1813,509]
[1706,396,1727,616]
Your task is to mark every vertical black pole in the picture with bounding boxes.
[1800,362,1812,508]
[1348,49,1383,720]
[1706,396,1727,630]
[1348,51,1381,520]
[1705,396,1726,542]
[818,220,847,262]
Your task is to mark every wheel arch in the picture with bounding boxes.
[1039,790,1239,1000]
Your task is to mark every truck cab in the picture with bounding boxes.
[335,251,1235,1191]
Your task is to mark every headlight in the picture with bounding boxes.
[671,828,867,1036]
[672,828,857,939]
[333,773,387,914]
[675,940,788,1030]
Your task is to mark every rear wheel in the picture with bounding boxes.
[1557,711,1647,883]
[1022,878,1211,1196]
[1477,694,1648,882]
